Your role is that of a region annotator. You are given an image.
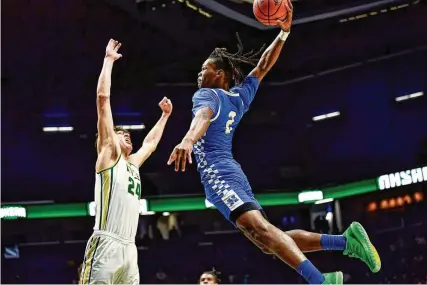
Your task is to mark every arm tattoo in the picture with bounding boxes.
[200,109,211,120]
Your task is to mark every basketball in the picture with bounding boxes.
[253,0,288,26]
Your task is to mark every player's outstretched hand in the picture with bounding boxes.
[159,96,173,116]
[105,39,122,61]
[167,139,193,172]
[276,0,293,32]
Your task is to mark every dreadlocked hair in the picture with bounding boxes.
[201,267,222,284]
[208,32,265,87]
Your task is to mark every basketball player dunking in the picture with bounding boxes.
[80,39,173,284]
[167,1,380,284]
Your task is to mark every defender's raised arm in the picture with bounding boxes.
[130,97,173,167]
[96,39,122,154]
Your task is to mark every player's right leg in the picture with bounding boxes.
[80,235,125,284]
[241,229,274,254]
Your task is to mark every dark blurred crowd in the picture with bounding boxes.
[2,218,426,284]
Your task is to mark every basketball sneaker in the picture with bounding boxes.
[322,271,343,284]
[343,222,381,273]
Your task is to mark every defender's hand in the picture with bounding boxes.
[276,0,293,32]
[167,139,193,172]
[105,39,122,61]
[159,97,173,116]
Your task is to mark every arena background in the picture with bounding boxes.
[1,0,427,283]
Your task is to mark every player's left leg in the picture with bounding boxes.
[118,243,140,285]
[256,209,323,253]
[281,220,381,273]
[243,228,325,255]
[341,222,381,273]
[285,227,381,273]
[244,222,346,254]
[241,209,320,254]
[255,201,380,272]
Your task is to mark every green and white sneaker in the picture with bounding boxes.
[343,221,381,273]
[322,271,344,284]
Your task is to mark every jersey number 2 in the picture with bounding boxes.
[225,111,236,134]
[128,177,141,198]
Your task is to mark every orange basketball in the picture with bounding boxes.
[253,0,288,26]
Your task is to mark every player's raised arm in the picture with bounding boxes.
[167,89,218,172]
[96,39,123,155]
[248,0,293,83]
[129,97,172,167]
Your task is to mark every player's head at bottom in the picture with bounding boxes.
[95,126,133,155]
[197,33,264,90]
[199,269,221,284]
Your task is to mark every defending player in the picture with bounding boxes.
[167,0,380,283]
[80,39,173,284]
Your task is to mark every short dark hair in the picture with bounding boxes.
[200,268,221,284]
[208,33,265,87]
[95,126,130,148]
